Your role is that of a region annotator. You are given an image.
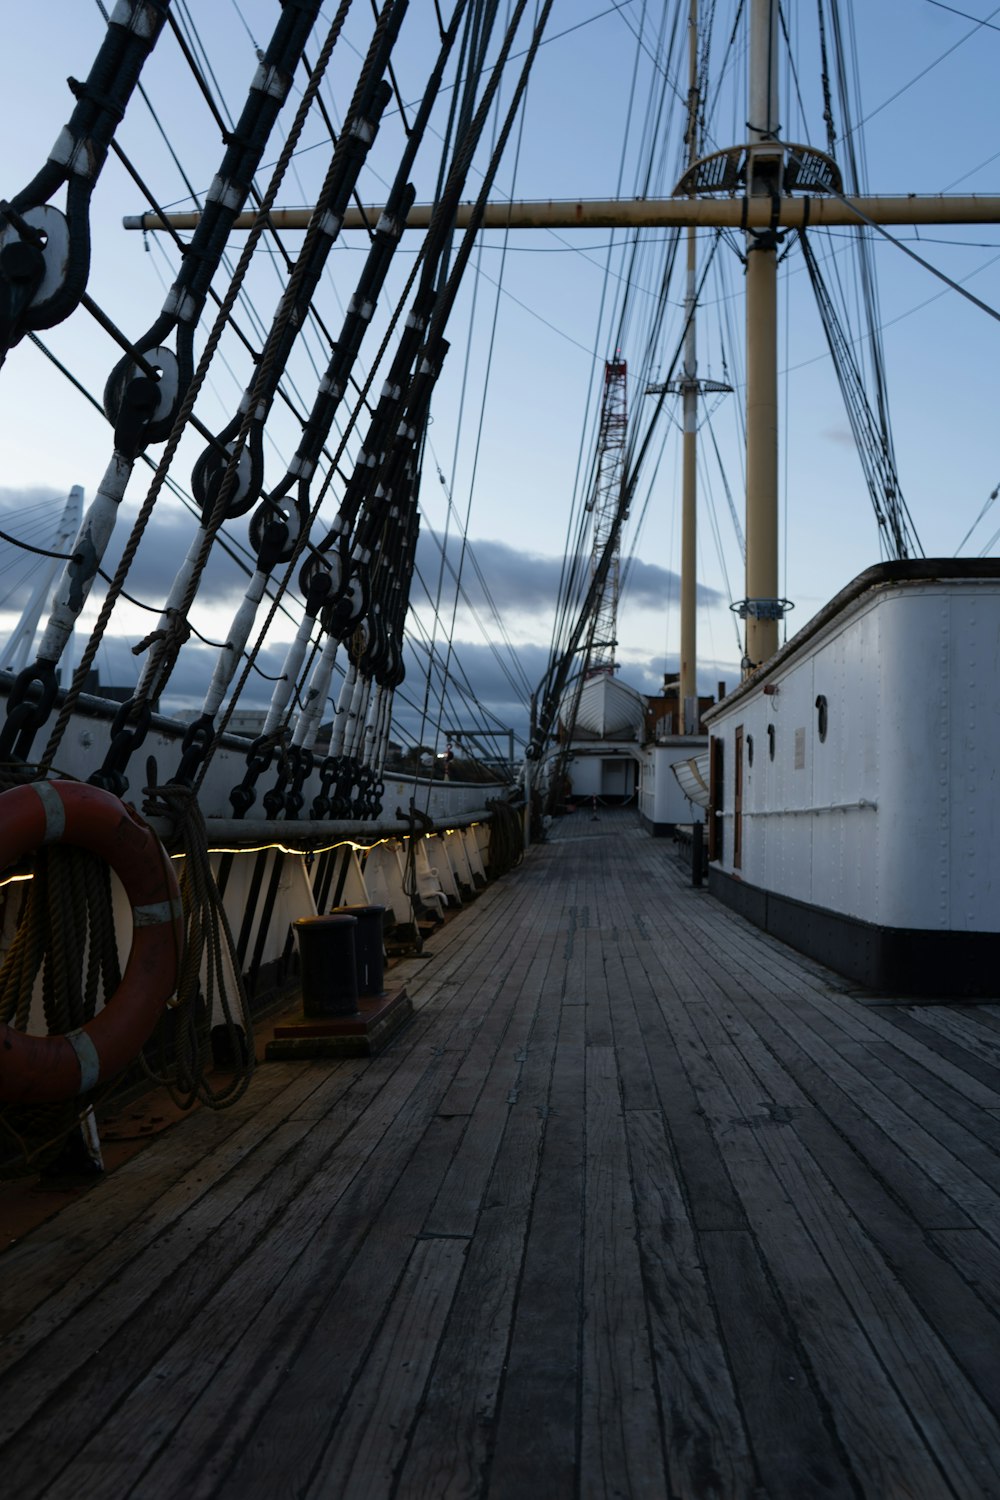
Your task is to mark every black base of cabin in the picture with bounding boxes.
[638,812,675,837]
[708,869,1000,998]
[566,795,633,812]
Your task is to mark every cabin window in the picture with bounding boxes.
[767,724,775,760]
[815,694,828,742]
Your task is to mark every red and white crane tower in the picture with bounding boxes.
[585,356,628,672]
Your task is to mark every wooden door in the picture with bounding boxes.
[733,725,743,870]
[708,735,723,862]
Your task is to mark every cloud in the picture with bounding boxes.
[392,634,740,749]
[413,530,724,618]
[0,483,255,618]
[1,486,721,672]
[1,488,739,759]
[0,482,298,700]
[621,552,724,610]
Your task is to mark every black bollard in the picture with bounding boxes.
[330,904,386,996]
[293,913,359,1016]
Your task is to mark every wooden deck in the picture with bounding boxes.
[2,807,1000,1498]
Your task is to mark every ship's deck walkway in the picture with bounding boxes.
[2,807,1000,1498]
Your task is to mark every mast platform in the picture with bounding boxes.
[2,808,999,1497]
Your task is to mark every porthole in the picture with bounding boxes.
[767,724,775,760]
[815,694,828,742]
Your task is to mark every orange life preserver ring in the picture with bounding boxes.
[0,780,184,1105]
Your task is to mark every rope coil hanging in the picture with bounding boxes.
[0,778,181,1168]
[0,774,255,1173]
[140,781,255,1109]
[0,836,121,1173]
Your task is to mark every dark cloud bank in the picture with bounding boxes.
[1,491,735,749]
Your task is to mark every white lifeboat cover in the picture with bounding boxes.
[672,752,710,809]
[559,672,645,741]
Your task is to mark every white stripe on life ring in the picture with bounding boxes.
[65,1027,102,1093]
[133,898,184,927]
[31,781,67,843]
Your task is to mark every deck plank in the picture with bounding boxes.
[609,897,746,1232]
[305,1237,469,1500]
[683,902,1000,1109]
[728,993,972,1229]
[0,1018,477,1488]
[661,993,948,1496]
[662,897,998,1227]
[624,1106,753,1499]
[580,1045,668,1500]
[684,997,1000,1498]
[138,1113,467,1500]
[395,1104,545,1499]
[703,995,1000,1412]
[873,1009,1000,1095]
[2,809,999,1499]
[423,940,554,1239]
[699,1227,857,1499]
[50,1111,468,1500]
[0,1059,336,1333]
[486,1002,587,1500]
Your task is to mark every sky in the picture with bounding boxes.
[1,0,999,763]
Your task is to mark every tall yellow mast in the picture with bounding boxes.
[679,0,699,725]
[742,0,783,669]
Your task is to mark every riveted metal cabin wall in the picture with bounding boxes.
[639,739,708,833]
[566,756,602,798]
[703,572,1000,969]
[875,585,1000,931]
[733,598,882,921]
[600,757,633,800]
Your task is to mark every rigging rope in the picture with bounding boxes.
[37,0,355,777]
[422,3,536,786]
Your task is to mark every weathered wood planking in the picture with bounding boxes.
[1,807,999,1498]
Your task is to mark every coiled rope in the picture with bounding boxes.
[140,782,255,1110]
[0,767,122,1172]
[0,767,256,1171]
